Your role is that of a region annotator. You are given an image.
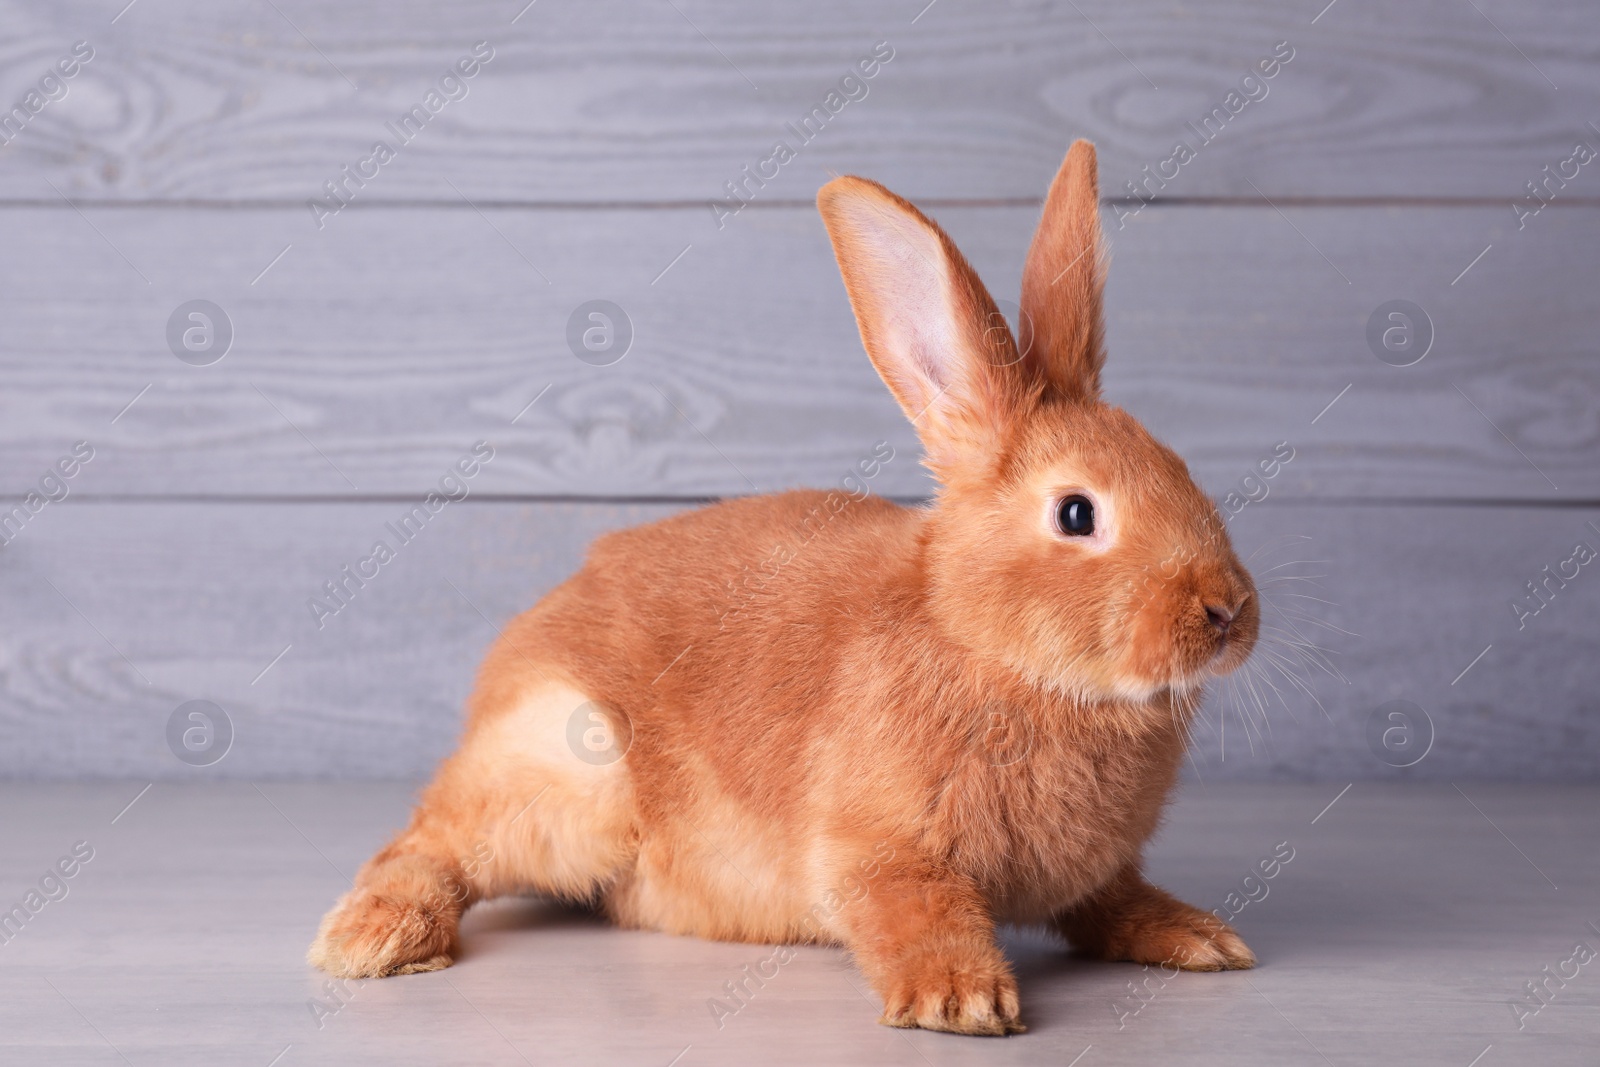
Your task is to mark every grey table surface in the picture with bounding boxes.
[0,781,1594,1066]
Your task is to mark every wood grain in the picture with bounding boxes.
[0,498,1593,779]
[0,202,1592,500]
[0,0,1594,202]
[0,0,1594,785]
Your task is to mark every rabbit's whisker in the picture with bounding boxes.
[1255,644,1333,721]
[1256,574,1328,587]
[1256,558,1329,576]
[1263,591,1339,607]
[1243,533,1313,565]
[1259,630,1346,685]
[1265,603,1360,640]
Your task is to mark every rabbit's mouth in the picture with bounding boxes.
[1158,603,1259,692]
[1110,591,1257,700]
[1203,611,1258,678]
[1146,640,1252,700]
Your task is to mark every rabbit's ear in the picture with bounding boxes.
[1020,140,1107,403]
[818,176,1036,472]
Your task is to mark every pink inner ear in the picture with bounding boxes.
[819,175,1029,471]
[837,197,964,419]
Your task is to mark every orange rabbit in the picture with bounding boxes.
[310,140,1260,1036]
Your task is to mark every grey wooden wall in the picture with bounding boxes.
[0,0,1595,780]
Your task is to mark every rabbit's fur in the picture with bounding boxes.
[310,142,1259,1035]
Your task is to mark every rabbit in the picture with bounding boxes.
[308,140,1260,1036]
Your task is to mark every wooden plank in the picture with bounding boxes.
[0,0,1595,202]
[0,203,1594,500]
[1,781,1596,1062]
[0,498,1594,779]
[1,781,1595,1062]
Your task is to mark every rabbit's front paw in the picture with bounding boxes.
[879,945,1024,1036]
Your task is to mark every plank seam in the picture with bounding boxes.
[31,494,1600,508]
[3,196,1600,211]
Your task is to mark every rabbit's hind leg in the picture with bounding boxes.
[309,676,637,978]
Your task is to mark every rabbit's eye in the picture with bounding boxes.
[1057,495,1095,537]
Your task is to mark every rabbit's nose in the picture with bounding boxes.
[1205,591,1250,634]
